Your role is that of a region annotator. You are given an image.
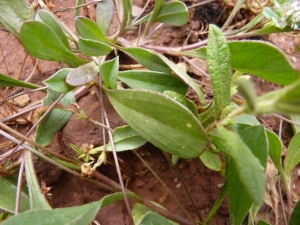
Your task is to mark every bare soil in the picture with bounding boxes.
[1,1,300,225]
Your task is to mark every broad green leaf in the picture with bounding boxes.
[96,0,114,35]
[229,41,298,85]
[156,53,205,104]
[234,113,260,126]
[100,57,119,89]
[227,125,268,225]
[211,125,265,205]
[164,91,197,116]
[0,0,33,38]
[285,132,300,176]
[139,212,173,225]
[180,41,298,85]
[120,47,171,73]
[66,61,98,86]
[105,89,208,159]
[132,203,152,225]
[75,17,108,43]
[37,10,71,50]
[118,71,188,95]
[43,68,75,93]
[25,151,51,210]
[207,24,232,117]
[289,200,300,225]
[0,74,41,89]
[0,177,29,213]
[21,21,88,67]
[78,38,113,56]
[153,1,188,26]
[35,90,75,146]
[240,125,268,169]
[89,125,147,153]
[1,192,137,225]
[199,149,221,171]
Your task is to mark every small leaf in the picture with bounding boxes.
[21,21,88,67]
[35,90,75,146]
[285,132,300,176]
[139,212,173,225]
[153,1,188,26]
[207,24,232,117]
[199,149,221,171]
[257,220,271,225]
[289,200,300,225]
[198,102,216,129]
[178,47,207,58]
[0,0,34,38]
[43,68,75,93]
[234,113,260,126]
[0,73,41,89]
[66,61,99,86]
[78,38,113,56]
[291,114,300,133]
[0,177,29,213]
[75,17,108,43]
[1,192,137,225]
[267,130,282,171]
[156,53,205,104]
[120,47,171,73]
[105,89,208,159]
[25,151,51,210]
[96,0,114,35]
[89,125,147,153]
[37,10,71,50]
[118,70,188,94]
[100,56,119,89]
[211,125,265,205]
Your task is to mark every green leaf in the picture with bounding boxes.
[21,21,88,67]
[35,90,75,146]
[229,41,298,85]
[120,47,171,73]
[96,0,114,35]
[78,38,113,56]
[285,132,300,176]
[75,17,108,43]
[211,125,265,205]
[226,125,268,225]
[0,0,34,38]
[25,151,51,210]
[199,149,221,171]
[1,192,137,225]
[156,53,205,104]
[198,102,216,129]
[37,9,71,50]
[43,68,75,93]
[180,41,298,85]
[290,114,300,133]
[234,113,260,126]
[207,24,232,117]
[100,57,119,89]
[0,177,29,213]
[267,130,282,171]
[118,71,188,95]
[105,89,208,159]
[89,125,147,153]
[66,61,99,86]
[0,74,41,89]
[139,212,173,225]
[164,91,197,116]
[153,1,188,26]
[289,200,300,225]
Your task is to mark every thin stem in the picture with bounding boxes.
[133,150,195,222]
[221,0,245,31]
[54,0,102,13]
[187,0,217,9]
[15,153,25,214]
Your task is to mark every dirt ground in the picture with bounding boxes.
[1,1,300,225]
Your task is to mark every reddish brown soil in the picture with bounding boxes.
[1,1,300,225]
